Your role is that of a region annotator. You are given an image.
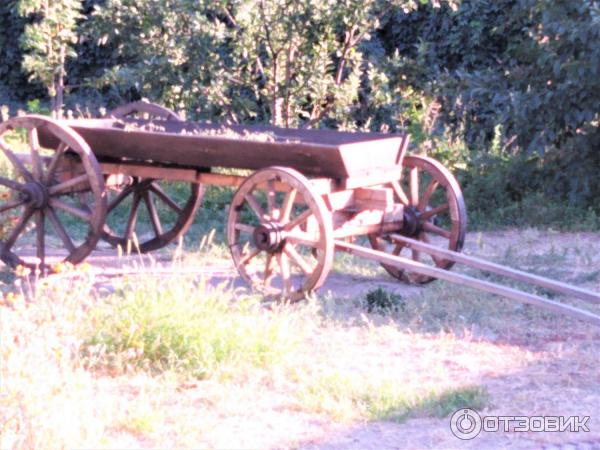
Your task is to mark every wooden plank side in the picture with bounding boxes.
[62,121,406,179]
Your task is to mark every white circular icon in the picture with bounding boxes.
[450,408,482,440]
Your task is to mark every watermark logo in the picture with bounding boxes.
[450,409,590,440]
[450,408,483,440]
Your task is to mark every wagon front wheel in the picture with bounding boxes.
[368,154,467,284]
[0,115,106,272]
[227,167,334,301]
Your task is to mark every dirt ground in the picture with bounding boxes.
[4,229,600,449]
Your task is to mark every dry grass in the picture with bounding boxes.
[1,229,600,448]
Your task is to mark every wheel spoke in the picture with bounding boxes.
[0,198,26,213]
[124,193,142,240]
[45,143,67,184]
[422,221,451,239]
[239,247,260,266]
[411,248,421,262]
[278,252,292,295]
[0,176,27,193]
[266,180,277,218]
[282,208,312,232]
[420,203,449,221]
[390,181,410,205]
[150,183,183,214]
[409,167,419,206]
[35,210,44,265]
[284,244,313,275]
[281,188,297,222]
[143,191,163,237]
[107,184,136,213]
[49,198,92,223]
[3,148,34,183]
[392,242,405,255]
[244,193,266,221]
[418,180,439,211]
[419,232,442,266]
[235,223,255,234]
[264,253,275,286]
[284,230,319,247]
[46,206,75,252]
[48,174,90,196]
[29,128,43,181]
[3,205,35,251]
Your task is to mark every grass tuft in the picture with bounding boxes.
[364,287,405,314]
[81,278,297,378]
[299,371,488,423]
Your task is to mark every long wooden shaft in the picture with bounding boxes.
[334,240,600,327]
[390,234,600,304]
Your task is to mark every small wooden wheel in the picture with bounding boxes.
[368,154,467,284]
[101,102,203,252]
[227,167,334,301]
[0,115,106,271]
[108,100,182,121]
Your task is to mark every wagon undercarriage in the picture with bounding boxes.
[1,103,599,327]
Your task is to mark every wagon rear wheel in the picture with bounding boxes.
[108,100,182,121]
[102,179,203,252]
[368,155,467,284]
[100,102,203,252]
[0,115,106,272]
[227,167,334,301]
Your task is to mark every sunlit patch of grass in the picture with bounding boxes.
[81,277,299,379]
[332,247,381,277]
[298,371,488,422]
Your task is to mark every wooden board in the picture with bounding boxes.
[48,119,408,179]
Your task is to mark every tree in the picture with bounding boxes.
[17,0,83,118]
[88,0,425,128]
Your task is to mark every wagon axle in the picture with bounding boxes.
[253,222,285,252]
[21,181,49,209]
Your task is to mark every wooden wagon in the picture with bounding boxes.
[1,102,599,325]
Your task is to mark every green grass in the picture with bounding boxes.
[298,372,488,422]
[81,276,298,378]
[465,191,600,232]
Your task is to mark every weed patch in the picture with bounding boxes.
[364,287,405,314]
[299,371,488,422]
[81,278,298,378]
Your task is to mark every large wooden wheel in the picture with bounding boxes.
[227,167,334,301]
[101,101,203,252]
[0,115,106,271]
[102,179,203,252]
[368,154,467,284]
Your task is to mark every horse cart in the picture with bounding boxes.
[1,102,599,325]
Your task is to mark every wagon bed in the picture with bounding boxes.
[60,118,409,179]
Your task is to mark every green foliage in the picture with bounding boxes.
[300,372,488,422]
[365,287,405,314]
[82,278,296,378]
[17,0,83,117]
[1,0,599,219]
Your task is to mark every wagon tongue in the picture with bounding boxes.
[335,238,600,327]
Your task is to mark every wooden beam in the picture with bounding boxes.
[334,240,600,327]
[389,234,600,304]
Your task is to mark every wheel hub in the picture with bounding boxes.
[253,222,284,252]
[401,206,421,237]
[23,181,48,209]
